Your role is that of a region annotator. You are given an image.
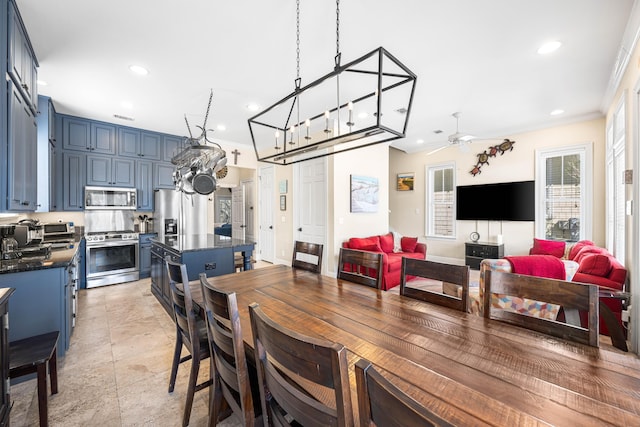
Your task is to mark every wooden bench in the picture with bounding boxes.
[9,331,59,427]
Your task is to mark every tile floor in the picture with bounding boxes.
[9,274,250,427]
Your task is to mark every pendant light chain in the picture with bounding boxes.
[296,0,301,83]
[336,0,340,57]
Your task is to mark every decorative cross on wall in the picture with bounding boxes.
[231,149,241,165]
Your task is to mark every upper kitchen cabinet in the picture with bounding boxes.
[163,135,183,162]
[87,154,135,187]
[118,128,161,160]
[7,0,38,112]
[7,80,37,211]
[62,116,116,155]
[62,152,86,211]
[36,96,56,212]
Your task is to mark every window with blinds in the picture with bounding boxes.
[536,144,592,242]
[426,163,455,237]
[606,98,626,264]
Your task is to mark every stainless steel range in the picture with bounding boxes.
[85,230,139,288]
[85,209,139,288]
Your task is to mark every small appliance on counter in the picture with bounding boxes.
[0,225,21,260]
[42,222,76,249]
[17,218,44,244]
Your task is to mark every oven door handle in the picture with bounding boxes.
[87,240,139,248]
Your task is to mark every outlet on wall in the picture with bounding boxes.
[621,306,632,323]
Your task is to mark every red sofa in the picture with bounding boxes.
[530,238,627,336]
[342,233,426,291]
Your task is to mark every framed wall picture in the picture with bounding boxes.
[279,179,288,194]
[397,172,414,191]
[350,175,379,213]
[280,195,286,211]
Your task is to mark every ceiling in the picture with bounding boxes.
[16,0,637,155]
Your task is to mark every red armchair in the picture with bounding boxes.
[342,233,426,291]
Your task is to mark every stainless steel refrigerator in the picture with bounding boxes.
[153,189,209,235]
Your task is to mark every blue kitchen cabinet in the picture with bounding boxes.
[62,116,90,151]
[154,163,176,189]
[7,79,37,211]
[140,132,161,160]
[8,0,38,112]
[36,96,57,212]
[139,233,156,279]
[62,116,116,155]
[86,154,135,187]
[91,122,116,155]
[119,129,161,160]
[136,160,153,211]
[163,135,182,162]
[117,127,141,158]
[0,268,71,357]
[62,151,86,210]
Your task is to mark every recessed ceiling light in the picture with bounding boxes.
[216,124,226,131]
[550,109,564,116]
[417,139,424,144]
[129,65,149,76]
[537,41,562,55]
[37,80,48,86]
[121,101,133,109]
[246,103,260,112]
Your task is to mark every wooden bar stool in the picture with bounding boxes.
[9,331,59,427]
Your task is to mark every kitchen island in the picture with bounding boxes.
[0,240,83,357]
[150,233,254,315]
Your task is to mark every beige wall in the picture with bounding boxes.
[274,164,294,264]
[389,118,606,263]
[329,144,390,273]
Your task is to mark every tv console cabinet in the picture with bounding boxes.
[465,242,504,270]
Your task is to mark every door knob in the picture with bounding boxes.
[269,226,273,229]
[298,228,302,232]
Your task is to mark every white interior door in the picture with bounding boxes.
[232,186,244,239]
[242,179,255,243]
[259,166,275,263]
[295,157,327,271]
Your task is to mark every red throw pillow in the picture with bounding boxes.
[360,243,382,252]
[530,238,565,258]
[574,245,607,263]
[401,236,418,252]
[578,254,612,277]
[568,240,595,260]
[379,233,394,253]
[349,236,380,251]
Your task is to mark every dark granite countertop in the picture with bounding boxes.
[0,287,15,304]
[151,233,255,253]
[0,240,82,274]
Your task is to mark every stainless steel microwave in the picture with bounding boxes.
[85,186,137,210]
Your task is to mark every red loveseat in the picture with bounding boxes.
[530,238,627,336]
[342,233,426,291]
[568,240,627,336]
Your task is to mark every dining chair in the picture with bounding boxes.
[400,258,470,312]
[248,302,354,427]
[483,270,599,347]
[337,247,383,289]
[291,240,324,273]
[9,331,59,427]
[199,274,261,427]
[165,257,212,427]
[355,358,453,427]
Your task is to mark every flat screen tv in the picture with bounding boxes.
[456,180,535,221]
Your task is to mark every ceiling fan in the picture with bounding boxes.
[426,112,478,155]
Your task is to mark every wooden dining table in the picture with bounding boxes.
[189,264,640,426]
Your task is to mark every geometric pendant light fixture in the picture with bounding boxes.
[248,1,417,165]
